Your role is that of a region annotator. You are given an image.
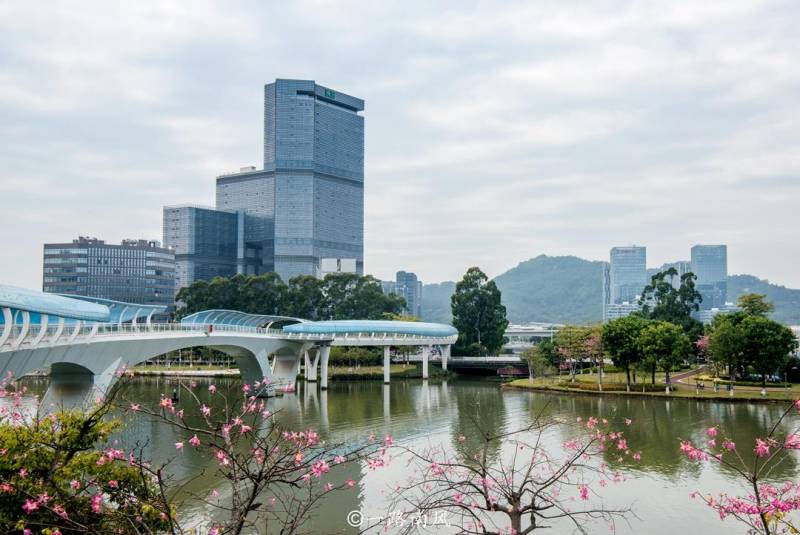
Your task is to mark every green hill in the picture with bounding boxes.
[420,255,800,326]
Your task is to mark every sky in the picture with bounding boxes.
[1,0,799,290]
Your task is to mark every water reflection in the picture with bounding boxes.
[6,376,800,535]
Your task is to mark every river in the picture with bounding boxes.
[9,376,799,534]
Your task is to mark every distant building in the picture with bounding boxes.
[691,245,728,309]
[657,260,692,289]
[43,236,174,307]
[318,258,358,277]
[604,246,646,321]
[694,303,740,325]
[162,205,239,295]
[382,271,423,318]
[503,323,560,354]
[267,79,364,281]
[605,302,643,321]
[791,327,800,357]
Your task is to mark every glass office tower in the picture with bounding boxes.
[43,236,175,306]
[162,206,239,295]
[691,244,728,309]
[609,246,647,304]
[265,79,364,281]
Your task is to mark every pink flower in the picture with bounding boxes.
[579,485,589,501]
[632,452,641,461]
[130,403,140,412]
[706,427,718,438]
[242,384,251,393]
[19,468,27,478]
[108,480,119,489]
[383,435,395,446]
[175,442,184,450]
[210,489,220,498]
[617,439,628,451]
[785,435,800,449]
[240,424,252,435]
[324,482,334,492]
[624,418,632,426]
[333,455,346,464]
[455,492,464,504]
[311,460,331,478]
[189,435,201,447]
[458,435,466,443]
[22,499,38,513]
[262,410,271,418]
[201,404,211,417]
[755,438,771,458]
[208,385,217,393]
[91,494,102,513]
[722,439,736,451]
[346,479,356,488]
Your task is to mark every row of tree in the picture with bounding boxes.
[174,272,407,321]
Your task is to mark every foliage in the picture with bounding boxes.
[637,321,691,384]
[451,267,509,356]
[522,346,552,379]
[739,315,798,386]
[553,325,595,381]
[680,400,800,534]
[0,380,172,534]
[328,346,381,367]
[601,315,650,387]
[639,269,704,342]
[737,293,775,317]
[175,272,405,321]
[729,274,800,324]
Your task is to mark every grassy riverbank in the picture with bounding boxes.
[132,363,451,381]
[504,375,800,403]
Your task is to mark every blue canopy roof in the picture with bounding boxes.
[181,310,303,329]
[0,284,110,322]
[60,295,167,323]
[283,320,458,338]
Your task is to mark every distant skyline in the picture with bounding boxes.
[1,1,799,290]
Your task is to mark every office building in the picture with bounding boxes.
[691,245,728,309]
[162,206,239,294]
[318,258,358,277]
[387,271,423,318]
[163,79,365,291]
[215,166,275,275]
[604,246,646,321]
[657,260,692,289]
[43,236,174,306]
[266,79,365,280]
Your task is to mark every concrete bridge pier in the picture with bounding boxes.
[40,358,123,412]
[383,346,391,384]
[304,348,320,382]
[422,345,430,380]
[318,345,332,390]
[442,344,450,371]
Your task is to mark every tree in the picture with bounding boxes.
[241,272,288,315]
[708,313,747,378]
[522,345,551,380]
[639,269,704,342]
[737,293,774,317]
[740,315,797,386]
[601,315,649,389]
[451,267,509,356]
[285,275,327,320]
[637,321,691,386]
[554,325,593,382]
[323,273,405,320]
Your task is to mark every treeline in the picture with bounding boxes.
[174,273,407,321]
[524,269,798,388]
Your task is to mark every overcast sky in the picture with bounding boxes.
[1,0,798,290]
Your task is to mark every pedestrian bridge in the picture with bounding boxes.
[0,284,457,408]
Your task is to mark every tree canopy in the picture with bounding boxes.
[451,267,509,356]
[175,272,405,321]
[639,269,704,342]
[601,315,650,387]
[737,293,774,317]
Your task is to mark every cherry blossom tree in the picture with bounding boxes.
[680,399,800,534]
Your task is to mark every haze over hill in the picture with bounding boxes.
[420,255,800,326]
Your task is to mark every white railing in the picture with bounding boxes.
[1,321,457,352]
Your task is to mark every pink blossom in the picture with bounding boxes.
[722,439,736,451]
[324,482,334,492]
[785,435,800,449]
[579,485,589,500]
[754,438,771,458]
[346,479,356,487]
[210,489,220,498]
[22,499,38,514]
[311,459,331,478]
[624,418,632,426]
[633,452,641,461]
[19,468,27,478]
[333,455,346,464]
[91,494,102,513]
[706,427,718,438]
[383,435,395,446]
[208,385,217,393]
[455,492,465,504]
[458,435,466,443]
[201,404,211,417]
[262,410,271,418]
[240,424,252,435]
[242,384,251,393]
[175,441,184,450]
[617,439,628,451]
[189,435,201,447]
[130,403,141,412]
[108,480,119,489]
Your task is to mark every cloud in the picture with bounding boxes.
[1,0,799,293]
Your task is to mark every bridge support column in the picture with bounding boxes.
[305,348,319,382]
[422,345,429,380]
[442,344,450,371]
[319,345,331,390]
[383,346,391,384]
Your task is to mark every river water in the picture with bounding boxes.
[10,376,800,534]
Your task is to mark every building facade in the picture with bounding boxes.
[266,79,365,281]
[383,271,423,318]
[43,237,174,307]
[604,246,646,321]
[162,206,239,294]
[691,244,728,310]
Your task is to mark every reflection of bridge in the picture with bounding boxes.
[0,284,457,407]
[403,354,525,373]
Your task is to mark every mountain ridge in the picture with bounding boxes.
[420,255,800,325]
